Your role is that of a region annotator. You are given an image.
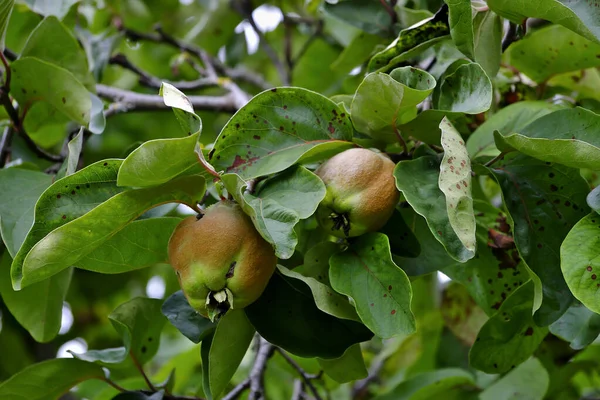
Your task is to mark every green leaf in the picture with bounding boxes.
[118,133,201,188]
[11,57,91,124]
[245,272,373,359]
[210,87,354,179]
[159,82,202,136]
[489,155,590,325]
[437,62,492,114]
[397,109,466,146]
[76,217,181,274]
[380,208,422,258]
[560,213,600,315]
[0,0,14,51]
[21,16,95,90]
[470,281,548,374]
[494,107,600,170]
[317,344,367,383]
[0,358,105,400]
[351,67,436,143]
[466,101,564,158]
[0,168,52,257]
[438,117,476,254]
[22,0,79,19]
[11,159,125,285]
[487,0,600,45]
[12,162,204,288]
[331,32,386,75]
[108,297,167,364]
[395,155,474,262]
[205,309,254,399]
[55,128,83,180]
[330,233,416,339]
[473,10,502,78]
[368,7,450,73]
[374,368,475,400]
[507,25,600,83]
[549,303,600,350]
[279,265,360,322]
[479,357,549,400]
[0,253,72,342]
[444,0,474,59]
[223,166,326,259]
[161,290,215,344]
[323,0,392,36]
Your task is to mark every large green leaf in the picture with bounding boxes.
[0,253,71,343]
[351,67,436,144]
[222,166,325,259]
[444,0,474,59]
[506,25,600,83]
[331,32,386,74]
[489,155,589,325]
[494,107,600,170]
[436,62,492,114]
[561,213,600,315]
[470,281,548,374]
[245,272,373,359]
[0,0,14,51]
[368,7,450,73]
[76,217,181,274]
[210,87,354,179]
[0,168,52,257]
[11,57,91,125]
[549,303,600,350]
[395,155,474,262]
[117,133,201,188]
[0,358,105,400]
[473,10,502,78]
[323,0,392,36]
[486,0,600,44]
[479,357,549,400]
[317,344,367,384]
[374,368,476,400]
[161,290,215,344]
[330,233,415,339]
[20,16,95,90]
[397,109,466,146]
[438,117,476,254]
[466,101,564,158]
[204,309,254,399]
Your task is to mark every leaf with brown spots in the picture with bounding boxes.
[489,154,590,325]
[329,233,416,339]
[211,87,353,179]
[470,281,548,374]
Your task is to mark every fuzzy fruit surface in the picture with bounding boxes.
[168,200,277,317]
[316,148,399,238]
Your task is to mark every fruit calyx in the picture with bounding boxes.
[328,211,351,237]
[206,288,234,322]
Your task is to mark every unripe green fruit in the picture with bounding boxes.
[315,148,399,238]
[168,200,277,320]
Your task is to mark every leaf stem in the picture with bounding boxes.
[276,349,322,400]
[130,351,156,392]
[484,152,506,167]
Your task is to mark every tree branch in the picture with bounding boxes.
[277,349,322,400]
[121,27,271,90]
[352,358,385,399]
[222,337,274,400]
[0,125,14,167]
[130,352,156,392]
[97,84,245,116]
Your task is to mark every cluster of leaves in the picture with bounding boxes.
[3,0,600,399]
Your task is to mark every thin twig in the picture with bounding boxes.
[121,27,271,90]
[221,379,250,400]
[391,115,408,154]
[0,51,11,88]
[101,377,127,392]
[249,337,275,400]
[0,125,14,167]
[379,0,398,26]
[130,352,156,392]
[291,20,324,68]
[232,0,289,85]
[109,53,218,90]
[352,358,385,399]
[484,152,507,167]
[277,350,322,400]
